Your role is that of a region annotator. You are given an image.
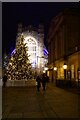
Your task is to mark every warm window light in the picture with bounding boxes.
[63,64,67,69]
[24,36,37,45]
[54,67,57,71]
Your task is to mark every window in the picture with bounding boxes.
[25,37,37,68]
[71,65,75,79]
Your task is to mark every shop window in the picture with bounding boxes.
[71,65,75,79]
[60,67,64,79]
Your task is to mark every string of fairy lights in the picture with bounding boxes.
[6,34,34,80]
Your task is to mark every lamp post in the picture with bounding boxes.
[54,67,57,71]
[63,64,67,80]
[54,67,57,83]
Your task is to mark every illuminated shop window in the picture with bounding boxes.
[60,67,64,79]
[57,67,60,79]
[57,67,64,79]
[71,65,75,79]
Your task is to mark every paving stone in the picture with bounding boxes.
[23,112,43,118]
[7,113,23,118]
[2,83,80,118]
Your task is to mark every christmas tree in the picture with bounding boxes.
[7,34,33,80]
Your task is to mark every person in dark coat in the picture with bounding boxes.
[36,75,41,92]
[3,74,7,87]
[42,73,47,91]
[46,75,49,83]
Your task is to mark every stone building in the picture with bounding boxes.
[11,24,48,74]
[47,8,80,87]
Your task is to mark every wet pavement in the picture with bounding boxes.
[2,82,80,119]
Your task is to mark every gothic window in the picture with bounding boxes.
[25,37,37,68]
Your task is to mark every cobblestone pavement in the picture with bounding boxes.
[2,82,80,119]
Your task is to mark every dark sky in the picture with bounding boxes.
[2,2,79,55]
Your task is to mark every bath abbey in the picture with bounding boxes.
[11,24,48,75]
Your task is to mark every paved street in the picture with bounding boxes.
[2,82,80,119]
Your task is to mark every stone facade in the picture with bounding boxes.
[47,8,80,87]
[12,24,48,74]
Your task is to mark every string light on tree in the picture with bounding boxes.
[7,34,33,80]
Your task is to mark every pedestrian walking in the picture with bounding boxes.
[36,75,41,92]
[46,75,49,83]
[41,73,47,91]
[46,75,49,88]
[3,74,7,87]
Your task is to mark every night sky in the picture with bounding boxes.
[2,2,79,55]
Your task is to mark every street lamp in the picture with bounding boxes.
[63,64,67,80]
[63,64,67,70]
[54,67,57,71]
[54,67,57,82]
